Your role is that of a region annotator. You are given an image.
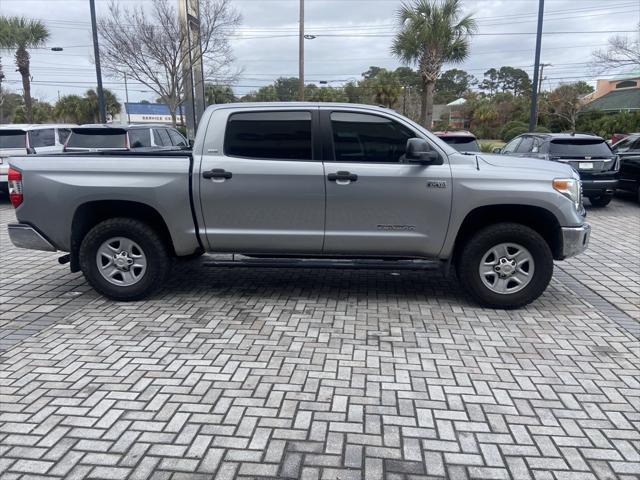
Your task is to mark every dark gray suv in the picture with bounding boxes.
[497,133,619,207]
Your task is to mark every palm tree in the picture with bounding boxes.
[392,0,476,128]
[0,17,50,123]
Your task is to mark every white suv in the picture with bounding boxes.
[0,124,76,194]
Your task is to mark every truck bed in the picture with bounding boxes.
[9,152,202,256]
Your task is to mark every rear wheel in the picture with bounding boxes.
[79,218,170,301]
[589,194,613,207]
[456,223,554,309]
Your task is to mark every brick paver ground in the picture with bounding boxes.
[0,197,638,480]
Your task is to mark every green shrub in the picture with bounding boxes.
[503,126,528,142]
[500,121,527,141]
[534,126,550,133]
[479,142,498,153]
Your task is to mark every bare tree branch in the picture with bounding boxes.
[591,26,640,73]
[98,0,241,125]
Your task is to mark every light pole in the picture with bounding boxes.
[528,0,545,131]
[299,0,304,101]
[89,0,107,123]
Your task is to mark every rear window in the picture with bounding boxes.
[225,111,312,160]
[29,129,56,148]
[441,136,480,152]
[549,139,613,158]
[0,131,26,149]
[67,130,127,149]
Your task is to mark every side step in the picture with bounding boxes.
[202,256,441,271]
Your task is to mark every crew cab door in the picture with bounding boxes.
[321,109,452,257]
[198,109,325,254]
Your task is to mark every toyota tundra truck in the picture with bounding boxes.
[6,103,591,308]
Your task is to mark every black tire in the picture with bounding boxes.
[456,223,554,309]
[589,194,613,207]
[79,218,171,301]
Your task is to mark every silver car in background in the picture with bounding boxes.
[0,124,75,194]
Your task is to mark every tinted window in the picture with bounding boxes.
[0,131,26,149]
[330,112,415,163]
[442,136,480,152]
[58,128,71,144]
[516,136,534,153]
[168,129,187,147]
[549,139,613,158]
[129,129,151,148]
[29,129,56,148]
[153,128,171,147]
[502,137,522,154]
[614,136,640,152]
[66,130,127,149]
[225,111,312,160]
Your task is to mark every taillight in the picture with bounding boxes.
[8,168,23,208]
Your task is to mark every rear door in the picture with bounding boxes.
[321,109,452,257]
[198,109,325,254]
[617,137,640,191]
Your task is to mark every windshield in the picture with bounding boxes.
[67,130,127,149]
[0,130,26,149]
[441,136,480,152]
[549,139,613,158]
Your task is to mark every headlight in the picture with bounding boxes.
[553,178,581,210]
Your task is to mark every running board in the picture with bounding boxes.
[202,257,441,271]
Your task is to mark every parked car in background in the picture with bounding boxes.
[0,124,75,195]
[495,132,619,207]
[610,133,629,145]
[612,133,640,202]
[433,130,480,152]
[64,124,188,153]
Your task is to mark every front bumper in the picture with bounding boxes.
[8,223,57,252]
[560,223,591,259]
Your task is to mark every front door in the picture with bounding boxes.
[321,110,452,257]
[199,109,325,254]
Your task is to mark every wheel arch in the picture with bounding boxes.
[70,200,176,272]
[451,204,563,262]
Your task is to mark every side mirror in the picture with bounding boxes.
[492,147,502,154]
[188,139,195,148]
[405,138,442,165]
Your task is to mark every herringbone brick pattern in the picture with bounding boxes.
[0,198,638,480]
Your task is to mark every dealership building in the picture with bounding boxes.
[117,103,185,125]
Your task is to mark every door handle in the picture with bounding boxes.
[327,171,358,182]
[203,168,232,180]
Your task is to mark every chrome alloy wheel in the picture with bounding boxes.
[479,242,534,295]
[96,237,147,286]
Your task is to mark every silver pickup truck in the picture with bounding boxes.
[7,103,590,308]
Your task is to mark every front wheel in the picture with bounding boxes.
[79,218,171,301]
[588,194,613,207]
[456,223,554,309]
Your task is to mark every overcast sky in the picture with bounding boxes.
[1,0,639,104]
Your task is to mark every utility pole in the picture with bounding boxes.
[538,63,550,94]
[528,0,545,131]
[0,59,5,124]
[299,0,305,101]
[89,0,107,123]
[124,73,131,123]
